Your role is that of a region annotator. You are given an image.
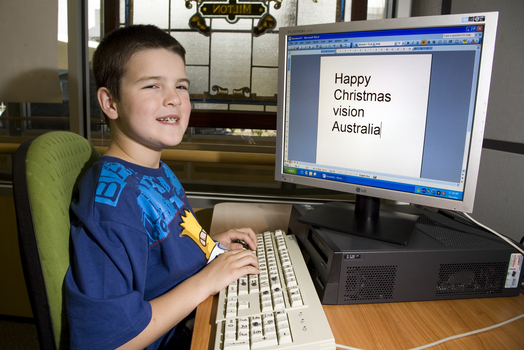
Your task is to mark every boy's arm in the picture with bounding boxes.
[117,248,259,350]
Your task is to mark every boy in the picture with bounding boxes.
[65,25,259,350]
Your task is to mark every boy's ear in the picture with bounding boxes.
[97,87,119,120]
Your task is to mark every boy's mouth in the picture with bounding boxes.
[157,116,179,123]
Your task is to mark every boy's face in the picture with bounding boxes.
[111,48,191,152]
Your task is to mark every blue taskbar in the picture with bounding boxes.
[283,166,464,201]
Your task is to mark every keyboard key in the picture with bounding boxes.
[277,317,290,329]
[226,307,237,318]
[225,318,236,335]
[278,329,293,344]
[275,310,287,321]
[227,284,238,297]
[224,340,250,349]
[251,334,278,348]
[249,275,259,293]
[261,301,273,312]
[238,277,248,295]
[251,315,262,327]
[273,298,285,310]
[290,295,303,307]
[237,330,249,341]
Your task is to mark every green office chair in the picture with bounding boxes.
[12,131,100,350]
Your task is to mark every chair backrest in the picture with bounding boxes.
[12,131,100,350]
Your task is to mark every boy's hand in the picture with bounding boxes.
[211,228,258,251]
[200,249,259,295]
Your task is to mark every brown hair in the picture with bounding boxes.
[93,24,186,106]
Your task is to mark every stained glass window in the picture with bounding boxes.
[127,0,342,113]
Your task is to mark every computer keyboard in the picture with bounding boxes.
[214,230,335,350]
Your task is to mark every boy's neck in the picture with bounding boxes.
[105,138,162,169]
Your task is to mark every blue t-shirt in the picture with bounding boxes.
[65,156,225,349]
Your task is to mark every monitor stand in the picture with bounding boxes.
[297,195,418,245]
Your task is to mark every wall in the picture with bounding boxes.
[451,0,524,244]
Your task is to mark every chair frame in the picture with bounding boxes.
[13,137,57,349]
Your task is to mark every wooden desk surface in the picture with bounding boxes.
[191,202,524,350]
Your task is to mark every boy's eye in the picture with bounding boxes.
[177,84,189,90]
[144,85,158,89]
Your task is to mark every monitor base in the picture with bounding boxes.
[297,198,417,245]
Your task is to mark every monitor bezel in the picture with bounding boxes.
[275,12,499,213]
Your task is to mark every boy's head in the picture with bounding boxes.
[93,25,186,121]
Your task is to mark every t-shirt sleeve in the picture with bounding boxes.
[65,217,152,350]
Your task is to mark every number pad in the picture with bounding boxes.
[221,311,292,349]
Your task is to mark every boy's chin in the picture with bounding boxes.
[159,137,185,149]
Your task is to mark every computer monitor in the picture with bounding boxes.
[275,12,499,245]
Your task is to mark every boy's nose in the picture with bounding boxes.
[165,88,182,106]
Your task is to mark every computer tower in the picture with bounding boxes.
[288,203,523,305]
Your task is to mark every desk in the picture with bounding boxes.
[191,203,524,350]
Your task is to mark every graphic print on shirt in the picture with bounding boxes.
[180,209,227,264]
[137,174,178,244]
[95,162,187,245]
[95,163,134,206]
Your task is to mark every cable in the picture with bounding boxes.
[335,313,524,350]
[336,344,364,350]
[406,313,524,350]
[461,212,524,255]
